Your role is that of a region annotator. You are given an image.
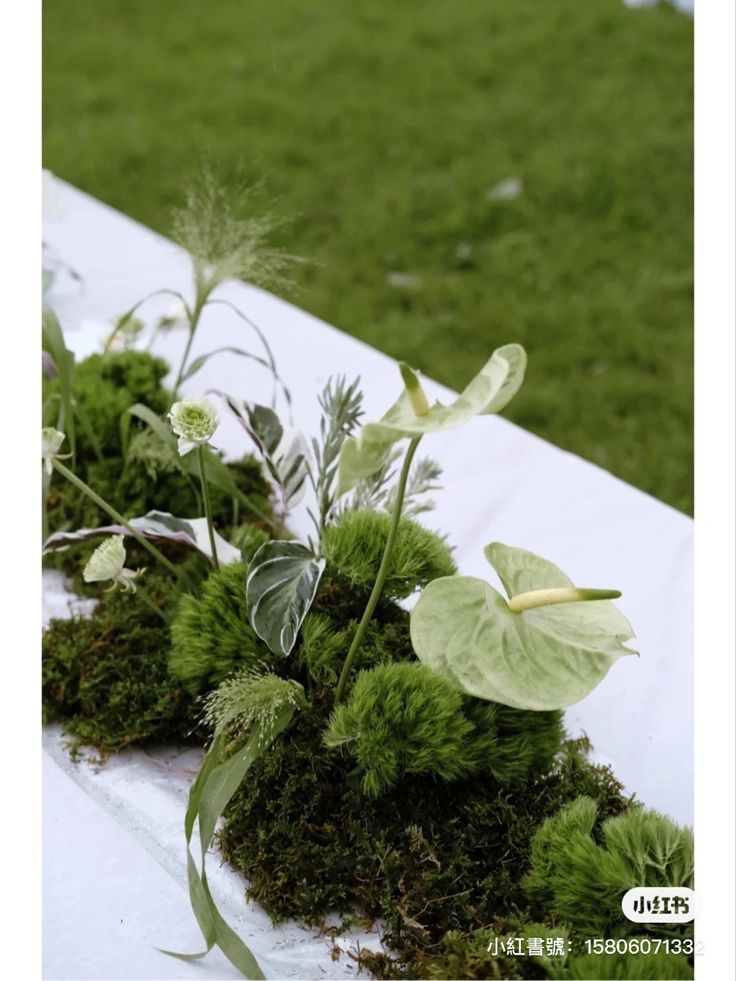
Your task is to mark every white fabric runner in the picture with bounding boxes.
[42,181,693,979]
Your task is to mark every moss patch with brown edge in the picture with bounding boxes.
[42,571,203,757]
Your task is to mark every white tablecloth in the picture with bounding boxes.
[42,181,693,980]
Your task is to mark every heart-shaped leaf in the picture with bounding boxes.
[246,541,325,655]
[410,542,636,710]
[337,344,526,496]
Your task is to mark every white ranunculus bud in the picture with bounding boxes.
[42,427,66,475]
[83,535,144,593]
[168,398,219,456]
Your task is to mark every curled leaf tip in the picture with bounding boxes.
[398,362,430,416]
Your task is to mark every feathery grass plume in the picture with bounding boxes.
[170,164,304,294]
[321,509,456,601]
[203,668,306,744]
[464,699,564,783]
[324,661,476,796]
[524,797,694,937]
[169,561,268,694]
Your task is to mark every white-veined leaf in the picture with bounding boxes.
[246,540,325,655]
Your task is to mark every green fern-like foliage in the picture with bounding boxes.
[524,796,694,937]
[325,662,476,795]
[321,509,456,600]
[169,561,268,695]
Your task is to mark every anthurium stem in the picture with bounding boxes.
[197,445,220,571]
[334,435,422,704]
[51,459,180,578]
[507,586,621,614]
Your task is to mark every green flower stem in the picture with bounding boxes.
[507,587,622,613]
[134,583,171,625]
[171,283,209,400]
[334,435,422,704]
[197,445,220,571]
[52,459,180,578]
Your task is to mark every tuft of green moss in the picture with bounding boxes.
[325,662,476,795]
[168,561,269,695]
[523,797,694,938]
[44,350,170,465]
[324,662,564,796]
[550,948,693,980]
[465,699,564,784]
[321,509,456,600]
[42,572,200,755]
[43,350,274,582]
[219,716,632,979]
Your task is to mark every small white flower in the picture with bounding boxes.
[168,398,220,456]
[83,535,145,593]
[42,427,66,475]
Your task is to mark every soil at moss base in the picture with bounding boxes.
[219,703,631,980]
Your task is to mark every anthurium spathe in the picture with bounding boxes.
[336,344,527,496]
[410,542,637,711]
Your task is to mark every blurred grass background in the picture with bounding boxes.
[42,0,693,512]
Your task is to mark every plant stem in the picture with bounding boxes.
[172,283,208,400]
[334,436,421,704]
[198,445,220,571]
[52,460,180,578]
[135,583,171,625]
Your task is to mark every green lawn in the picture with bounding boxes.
[43,0,693,513]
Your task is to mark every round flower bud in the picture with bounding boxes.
[168,398,220,456]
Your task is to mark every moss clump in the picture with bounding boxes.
[296,610,414,689]
[524,797,694,938]
[325,662,477,795]
[169,561,268,695]
[43,350,274,581]
[325,662,563,796]
[218,700,630,979]
[43,350,170,465]
[42,572,200,755]
[550,949,693,980]
[321,509,456,600]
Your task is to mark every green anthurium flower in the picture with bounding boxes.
[410,542,637,711]
[336,344,526,497]
[83,534,145,593]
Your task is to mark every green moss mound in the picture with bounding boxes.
[524,797,694,937]
[169,561,267,695]
[218,699,633,979]
[43,350,274,583]
[44,350,170,464]
[42,572,200,755]
[321,509,456,600]
[325,662,563,796]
